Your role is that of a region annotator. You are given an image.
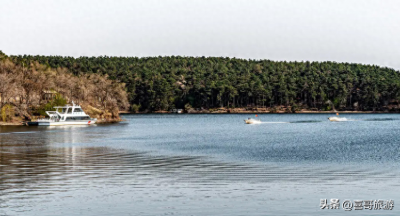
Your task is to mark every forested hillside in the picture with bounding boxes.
[0,51,128,123]
[7,52,400,112]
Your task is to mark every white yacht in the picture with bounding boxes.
[28,102,97,126]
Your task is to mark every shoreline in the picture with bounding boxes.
[0,118,125,126]
[1,111,398,126]
[119,105,400,114]
[120,110,398,114]
[0,122,24,126]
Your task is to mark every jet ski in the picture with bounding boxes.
[328,117,348,122]
[244,118,262,124]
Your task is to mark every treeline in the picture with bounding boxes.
[0,51,128,122]
[7,51,400,112]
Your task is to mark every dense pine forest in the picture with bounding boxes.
[6,51,400,112]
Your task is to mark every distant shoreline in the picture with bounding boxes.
[119,110,398,114]
[0,122,23,126]
[1,111,398,126]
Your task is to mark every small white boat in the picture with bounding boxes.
[328,117,347,122]
[28,101,97,126]
[171,109,183,114]
[244,118,262,124]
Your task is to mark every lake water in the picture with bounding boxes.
[1,114,399,215]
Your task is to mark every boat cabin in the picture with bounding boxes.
[45,102,91,122]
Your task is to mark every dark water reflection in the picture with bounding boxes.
[1,114,400,215]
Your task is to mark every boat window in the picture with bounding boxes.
[61,108,67,113]
[74,108,83,113]
[66,116,90,121]
[67,108,72,114]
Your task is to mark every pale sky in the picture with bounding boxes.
[1,0,399,69]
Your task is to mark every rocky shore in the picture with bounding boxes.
[0,121,24,126]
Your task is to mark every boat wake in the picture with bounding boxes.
[363,118,399,121]
[330,118,396,122]
[261,120,324,124]
[290,120,323,123]
[245,116,399,124]
[260,122,290,124]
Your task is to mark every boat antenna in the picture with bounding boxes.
[72,101,75,106]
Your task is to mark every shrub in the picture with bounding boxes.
[34,94,68,116]
[1,104,15,122]
[131,104,141,113]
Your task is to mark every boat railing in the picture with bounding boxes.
[73,112,86,115]
[36,118,61,122]
[36,118,48,122]
[57,112,86,115]
[36,118,53,122]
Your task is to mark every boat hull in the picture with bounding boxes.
[328,117,347,122]
[29,120,97,126]
[244,119,262,124]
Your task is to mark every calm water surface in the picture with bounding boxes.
[1,114,400,215]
